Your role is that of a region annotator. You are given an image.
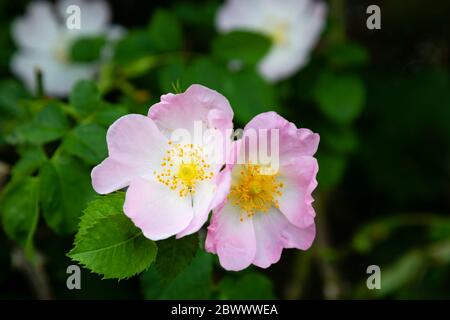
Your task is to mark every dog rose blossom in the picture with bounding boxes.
[11,0,121,96]
[216,0,327,82]
[206,112,319,271]
[92,85,233,240]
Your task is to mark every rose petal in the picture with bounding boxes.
[148,84,233,137]
[124,177,194,241]
[278,155,318,228]
[252,207,316,268]
[244,112,320,164]
[206,202,256,271]
[91,114,167,194]
[177,168,231,238]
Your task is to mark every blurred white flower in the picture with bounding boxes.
[11,0,122,96]
[216,0,327,82]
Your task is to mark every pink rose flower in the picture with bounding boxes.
[205,112,319,271]
[92,84,233,240]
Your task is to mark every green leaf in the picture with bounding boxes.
[12,102,69,144]
[351,213,447,254]
[315,72,366,125]
[429,240,450,264]
[39,154,95,235]
[218,273,276,300]
[182,58,279,125]
[0,79,29,117]
[75,192,126,242]
[62,123,107,165]
[148,9,183,52]
[174,2,218,27]
[69,80,102,117]
[11,146,47,179]
[183,58,224,90]
[69,214,157,280]
[120,56,159,78]
[325,42,370,68]
[0,177,39,257]
[157,60,186,93]
[142,251,213,299]
[114,30,154,64]
[69,36,106,63]
[223,70,279,125]
[428,219,450,241]
[212,31,271,65]
[376,251,425,297]
[155,233,198,283]
[93,105,128,126]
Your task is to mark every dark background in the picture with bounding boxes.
[0,0,449,299]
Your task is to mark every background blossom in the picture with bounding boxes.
[216,0,327,82]
[11,0,121,96]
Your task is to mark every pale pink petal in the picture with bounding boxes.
[209,167,232,211]
[216,0,266,32]
[124,177,193,241]
[11,52,96,96]
[205,202,256,271]
[282,218,316,250]
[91,158,144,195]
[216,0,327,82]
[258,1,328,82]
[252,207,315,268]
[252,209,284,268]
[148,84,233,136]
[12,2,59,52]
[244,112,319,166]
[105,114,167,166]
[258,45,308,83]
[177,168,231,238]
[278,155,318,228]
[91,114,167,194]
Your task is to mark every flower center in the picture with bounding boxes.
[178,163,199,187]
[154,141,213,197]
[52,36,70,63]
[269,21,290,45]
[229,165,283,221]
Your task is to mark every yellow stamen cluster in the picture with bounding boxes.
[154,141,213,197]
[228,165,283,221]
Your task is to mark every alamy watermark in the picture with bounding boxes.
[169,121,281,174]
[366,265,381,290]
[366,5,381,30]
[66,264,81,290]
[66,5,81,30]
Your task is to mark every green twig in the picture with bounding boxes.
[34,67,45,99]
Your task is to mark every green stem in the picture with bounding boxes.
[35,67,45,98]
[315,189,345,299]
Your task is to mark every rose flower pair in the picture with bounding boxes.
[92,84,319,271]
